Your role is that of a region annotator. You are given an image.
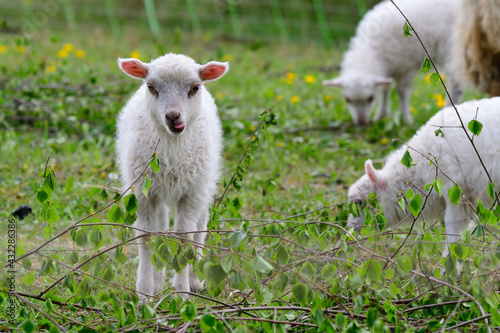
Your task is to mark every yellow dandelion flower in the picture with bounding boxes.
[286,72,296,84]
[433,94,446,108]
[305,75,315,83]
[223,54,233,62]
[75,49,85,58]
[324,95,333,103]
[0,45,7,53]
[92,168,97,173]
[410,106,416,114]
[17,45,26,54]
[216,92,224,99]
[100,173,107,179]
[275,94,283,102]
[58,49,69,58]
[130,49,141,60]
[380,138,389,145]
[249,125,256,131]
[277,142,285,147]
[47,63,56,73]
[291,96,300,104]
[63,43,74,52]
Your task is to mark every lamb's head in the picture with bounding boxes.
[348,159,402,225]
[118,53,229,136]
[323,73,392,125]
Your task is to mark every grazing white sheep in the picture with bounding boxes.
[116,53,229,302]
[348,97,500,255]
[323,0,463,125]
[453,0,500,97]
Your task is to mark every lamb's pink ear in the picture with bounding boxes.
[322,77,343,87]
[118,58,149,80]
[374,76,393,86]
[199,61,229,82]
[365,159,386,191]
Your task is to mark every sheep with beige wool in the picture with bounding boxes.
[348,98,500,255]
[116,53,229,302]
[323,0,463,125]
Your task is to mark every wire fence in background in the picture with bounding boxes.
[0,0,381,46]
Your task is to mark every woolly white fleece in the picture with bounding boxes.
[349,97,500,254]
[324,0,463,125]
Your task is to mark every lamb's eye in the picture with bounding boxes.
[345,97,352,103]
[189,84,200,97]
[147,83,157,95]
[367,96,374,103]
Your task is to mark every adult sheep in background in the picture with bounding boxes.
[116,53,229,302]
[323,0,463,125]
[453,0,500,97]
[348,97,500,256]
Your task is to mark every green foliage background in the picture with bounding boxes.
[0,1,498,332]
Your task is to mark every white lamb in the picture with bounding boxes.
[348,97,500,255]
[116,53,229,302]
[323,0,463,125]
[453,0,500,97]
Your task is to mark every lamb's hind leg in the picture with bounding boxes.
[135,197,166,304]
[442,202,470,274]
[172,194,210,297]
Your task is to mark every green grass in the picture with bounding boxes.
[0,25,495,333]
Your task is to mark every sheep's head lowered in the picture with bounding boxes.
[118,54,229,135]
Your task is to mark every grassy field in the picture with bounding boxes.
[0,21,497,333]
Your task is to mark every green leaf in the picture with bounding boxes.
[321,264,336,280]
[23,272,36,286]
[401,150,415,168]
[140,304,156,320]
[408,193,422,218]
[448,185,462,205]
[22,257,32,268]
[403,21,413,37]
[37,188,49,204]
[252,255,273,273]
[102,265,115,281]
[201,314,216,330]
[67,252,79,265]
[180,302,197,322]
[397,255,412,275]
[228,231,246,249]
[107,204,125,224]
[20,319,36,333]
[124,193,138,215]
[468,119,483,136]
[43,225,53,240]
[385,267,394,280]
[397,196,406,213]
[149,153,160,173]
[292,283,309,306]
[74,230,88,247]
[421,57,431,73]
[41,203,60,225]
[142,175,151,198]
[487,182,496,201]
[433,179,443,197]
[275,245,289,265]
[429,73,440,86]
[364,259,382,282]
[204,263,227,286]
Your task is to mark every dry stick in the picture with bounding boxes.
[358,242,491,331]
[445,314,492,331]
[15,293,68,332]
[216,107,273,207]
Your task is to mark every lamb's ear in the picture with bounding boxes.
[374,76,393,86]
[199,61,229,82]
[365,159,386,191]
[118,58,149,80]
[322,77,343,87]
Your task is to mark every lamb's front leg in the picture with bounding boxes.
[135,197,167,304]
[373,84,391,121]
[396,74,414,124]
[442,202,470,260]
[172,194,210,297]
